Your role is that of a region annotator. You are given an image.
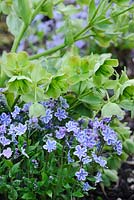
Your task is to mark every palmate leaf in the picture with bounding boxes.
[1,51,29,77]
[46,74,69,98]
[30,63,52,84]
[8,76,32,95]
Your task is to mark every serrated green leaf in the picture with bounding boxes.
[102,102,125,119]
[31,64,51,83]
[29,102,46,117]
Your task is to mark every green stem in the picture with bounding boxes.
[11,23,27,52]
[11,95,21,111]
[29,23,93,60]
[28,3,134,60]
[11,0,47,52]
[95,5,134,26]
[30,43,66,60]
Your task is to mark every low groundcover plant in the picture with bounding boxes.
[0,0,134,199]
[0,96,123,199]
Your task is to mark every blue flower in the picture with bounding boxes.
[102,126,117,146]
[66,121,79,133]
[29,117,38,124]
[74,145,87,160]
[95,172,102,184]
[93,118,101,129]
[2,147,12,159]
[32,159,38,168]
[43,139,57,152]
[11,106,21,119]
[0,125,6,135]
[8,124,15,135]
[54,107,67,121]
[42,99,55,109]
[55,127,66,139]
[75,168,88,181]
[0,136,11,146]
[22,103,32,112]
[114,140,122,155]
[82,156,92,164]
[59,96,69,109]
[15,123,27,136]
[21,147,29,158]
[83,182,91,191]
[0,113,11,126]
[0,88,7,93]
[41,109,52,124]
[67,150,74,163]
[76,129,98,148]
[92,152,107,167]
[102,117,111,124]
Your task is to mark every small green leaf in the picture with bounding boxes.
[6,13,23,37]
[120,80,134,96]
[107,156,121,170]
[22,192,36,200]
[46,190,53,198]
[9,162,21,177]
[41,0,53,18]
[0,1,12,14]
[13,0,32,25]
[120,99,134,111]
[104,59,119,67]
[8,76,32,83]
[64,17,74,45]
[94,53,111,72]
[29,102,46,117]
[73,191,84,198]
[102,102,125,119]
[103,169,118,182]
[123,139,134,154]
[31,64,51,83]
[79,93,102,105]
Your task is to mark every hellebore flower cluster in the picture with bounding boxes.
[0,95,122,190]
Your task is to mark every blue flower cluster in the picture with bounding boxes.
[0,110,27,159]
[0,95,122,190]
